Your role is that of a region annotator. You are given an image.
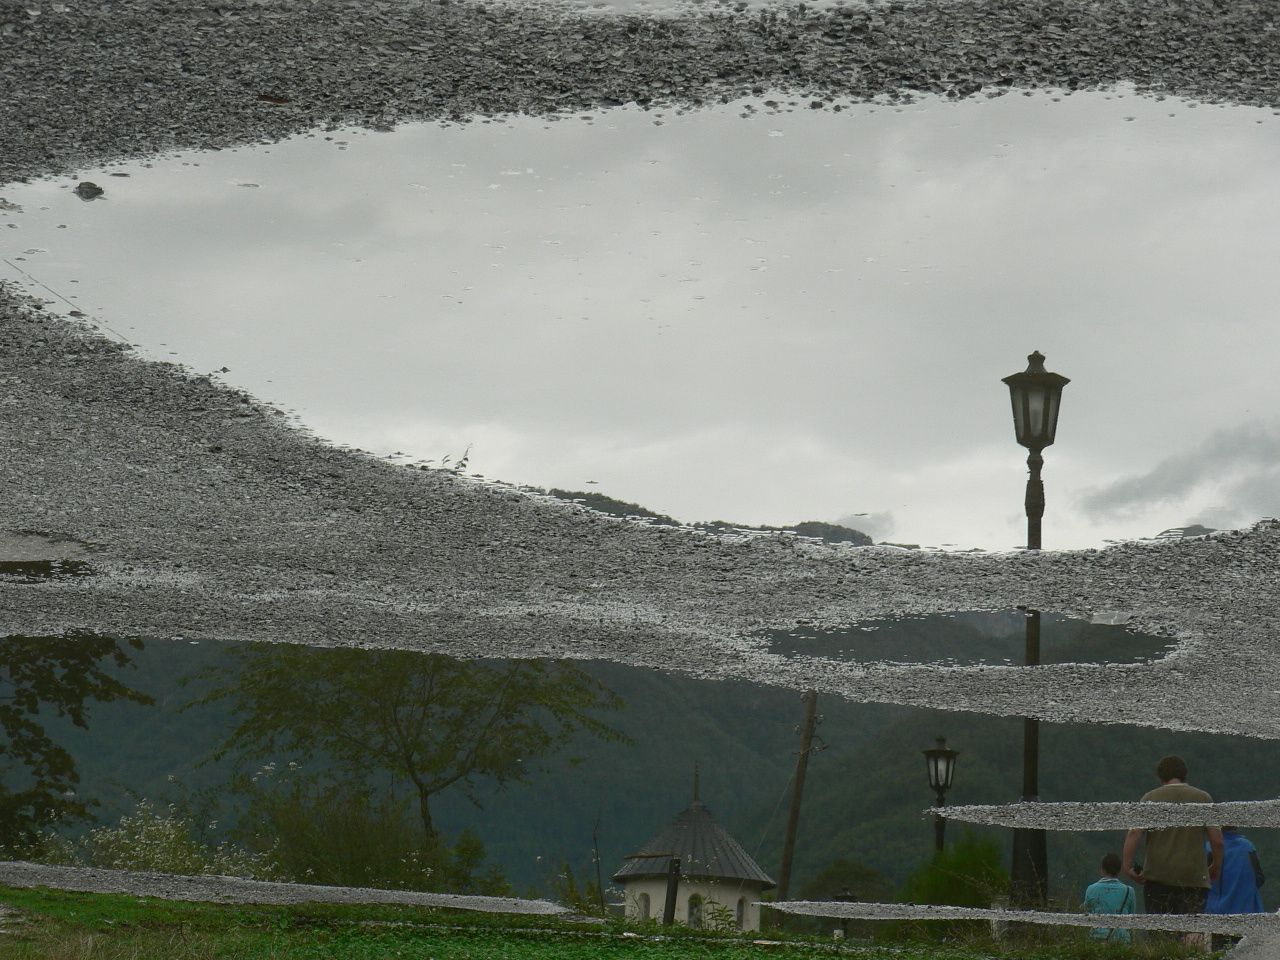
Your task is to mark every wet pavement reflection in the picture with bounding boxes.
[3,623,1277,912]
[4,88,1279,551]
[768,609,1173,665]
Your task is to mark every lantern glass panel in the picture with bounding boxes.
[1027,388,1047,444]
[1045,389,1061,445]
[1009,392,1027,443]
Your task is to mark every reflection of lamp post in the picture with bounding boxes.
[1002,350,1069,909]
[923,737,958,852]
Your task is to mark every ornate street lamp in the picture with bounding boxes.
[1002,350,1070,551]
[923,736,958,852]
[1002,350,1068,909]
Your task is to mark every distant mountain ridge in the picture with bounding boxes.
[1155,524,1218,539]
[544,488,873,546]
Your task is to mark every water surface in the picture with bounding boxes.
[4,87,1279,550]
[6,624,1274,907]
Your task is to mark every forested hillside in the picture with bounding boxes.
[29,611,1279,909]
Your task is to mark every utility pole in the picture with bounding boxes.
[775,689,819,905]
[1010,608,1048,907]
[1011,453,1047,908]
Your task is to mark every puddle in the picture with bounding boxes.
[4,88,1279,552]
[0,532,94,581]
[8,631,1280,915]
[0,531,92,560]
[0,559,92,581]
[769,610,1174,666]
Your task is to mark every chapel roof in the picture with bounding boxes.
[611,769,775,889]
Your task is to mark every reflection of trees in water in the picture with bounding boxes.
[194,646,629,889]
[0,631,154,849]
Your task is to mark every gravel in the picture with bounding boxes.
[768,900,1280,941]
[938,800,1280,830]
[0,861,566,913]
[3,0,1280,188]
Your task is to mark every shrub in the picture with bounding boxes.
[238,774,510,894]
[32,798,281,880]
[897,830,1010,940]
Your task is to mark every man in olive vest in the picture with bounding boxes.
[1122,755,1223,940]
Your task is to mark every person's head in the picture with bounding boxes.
[1101,852,1122,877]
[1156,755,1188,783]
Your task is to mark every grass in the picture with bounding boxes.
[0,886,1227,959]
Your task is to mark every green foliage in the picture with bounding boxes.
[549,860,606,915]
[900,831,1009,908]
[235,771,512,894]
[32,797,281,879]
[193,648,630,841]
[701,900,738,932]
[442,828,514,896]
[794,858,893,938]
[0,883,1229,959]
[896,831,1010,941]
[0,631,154,848]
[236,773,433,888]
[798,857,893,902]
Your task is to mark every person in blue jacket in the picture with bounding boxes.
[1084,852,1137,943]
[1206,826,1264,950]
[1206,826,1264,914]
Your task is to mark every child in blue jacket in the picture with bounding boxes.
[1084,852,1136,943]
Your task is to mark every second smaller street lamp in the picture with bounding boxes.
[923,736,959,852]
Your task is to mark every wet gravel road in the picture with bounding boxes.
[3,0,1279,187]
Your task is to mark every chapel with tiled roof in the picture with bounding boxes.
[612,769,774,930]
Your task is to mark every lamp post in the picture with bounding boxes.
[923,736,958,853]
[1001,350,1069,909]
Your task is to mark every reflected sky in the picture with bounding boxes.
[3,87,1279,550]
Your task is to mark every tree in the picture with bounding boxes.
[195,647,630,841]
[232,772,509,893]
[0,631,154,849]
[897,831,1010,940]
[798,857,893,903]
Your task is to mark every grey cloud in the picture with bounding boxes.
[1079,420,1280,521]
